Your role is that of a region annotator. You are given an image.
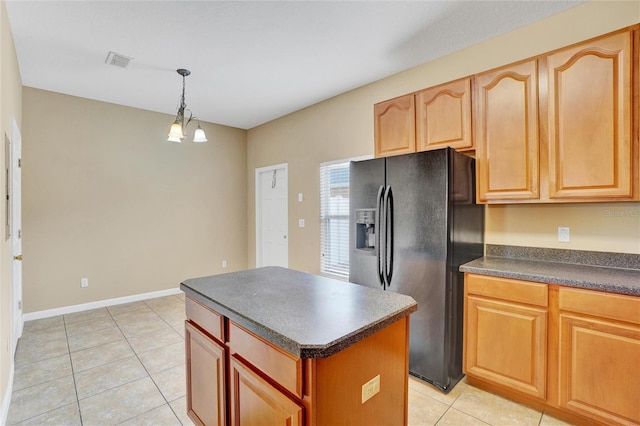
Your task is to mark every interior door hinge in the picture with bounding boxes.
[18,158,21,168]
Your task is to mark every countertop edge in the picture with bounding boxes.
[460,257,640,296]
[181,282,418,359]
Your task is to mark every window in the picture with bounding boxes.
[320,159,350,280]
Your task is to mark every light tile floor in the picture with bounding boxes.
[8,294,574,425]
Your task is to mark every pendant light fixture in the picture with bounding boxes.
[167,68,208,143]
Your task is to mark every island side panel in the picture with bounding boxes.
[310,317,410,426]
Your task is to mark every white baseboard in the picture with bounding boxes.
[1,362,15,426]
[22,287,183,322]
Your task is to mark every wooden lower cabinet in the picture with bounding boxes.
[464,274,640,426]
[186,296,410,426]
[185,320,227,426]
[230,356,303,426]
[558,288,640,425]
[465,296,547,399]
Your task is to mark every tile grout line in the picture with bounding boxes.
[6,320,73,425]
[107,299,186,425]
[143,297,191,425]
[12,296,189,425]
[63,313,85,426]
[105,302,172,425]
[144,302,189,425]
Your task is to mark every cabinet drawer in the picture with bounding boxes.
[229,321,303,398]
[466,274,548,307]
[186,296,225,341]
[559,287,640,325]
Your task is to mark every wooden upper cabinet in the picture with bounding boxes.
[474,60,540,202]
[416,78,473,152]
[374,94,416,158]
[546,31,634,200]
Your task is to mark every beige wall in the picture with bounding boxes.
[247,0,640,274]
[22,88,248,313]
[0,0,22,415]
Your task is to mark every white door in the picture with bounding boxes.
[10,117,23,355]
[256,164,288,267]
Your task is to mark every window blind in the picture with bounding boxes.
[319,160,351,280]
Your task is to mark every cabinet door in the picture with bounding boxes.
[416,78,473,152]
[465,296,547,399]
[230,356,303,426]
[559,314,640,425]
[546,31,633,199]
[185,321,227,426]
[474,60,539,202]
[374,94,415,158]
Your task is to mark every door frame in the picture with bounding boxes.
[255,163,288,267]
[10,116,23,356]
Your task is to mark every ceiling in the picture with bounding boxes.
[6,1,583,130]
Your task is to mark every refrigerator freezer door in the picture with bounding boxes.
[349,158,385,289]
[385,149,451,388]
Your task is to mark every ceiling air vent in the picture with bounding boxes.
[105,51,132,68]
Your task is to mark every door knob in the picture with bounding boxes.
[14,255,22,261]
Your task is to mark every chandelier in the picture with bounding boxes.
[167,68,207,143]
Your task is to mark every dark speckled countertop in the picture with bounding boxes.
[460,245,640,296]
[180,266,417,359]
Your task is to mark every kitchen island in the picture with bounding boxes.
[180,266,417,426]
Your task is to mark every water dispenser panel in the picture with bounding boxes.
[355,209,376,252]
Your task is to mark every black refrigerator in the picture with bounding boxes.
[349,147,484,392]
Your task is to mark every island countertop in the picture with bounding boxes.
[180,266,417,359]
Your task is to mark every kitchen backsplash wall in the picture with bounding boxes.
[485,203,640,255]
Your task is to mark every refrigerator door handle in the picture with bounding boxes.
[383,185,394,288]
[376,185,385,287]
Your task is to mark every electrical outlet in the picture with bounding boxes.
[81,277,89,288]
[222,260,227,268]
[361,375,380,403]
[558,227,570,243]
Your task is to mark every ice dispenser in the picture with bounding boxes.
[355,209,376,252]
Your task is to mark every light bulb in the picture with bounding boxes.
[193,124,208,143]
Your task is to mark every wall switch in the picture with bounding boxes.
[298,193,304,202]
[558,227,570,243]
[222,260,227,268]
[298,219,305,228]
[81,278,89,288]
[361,375,380,403]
